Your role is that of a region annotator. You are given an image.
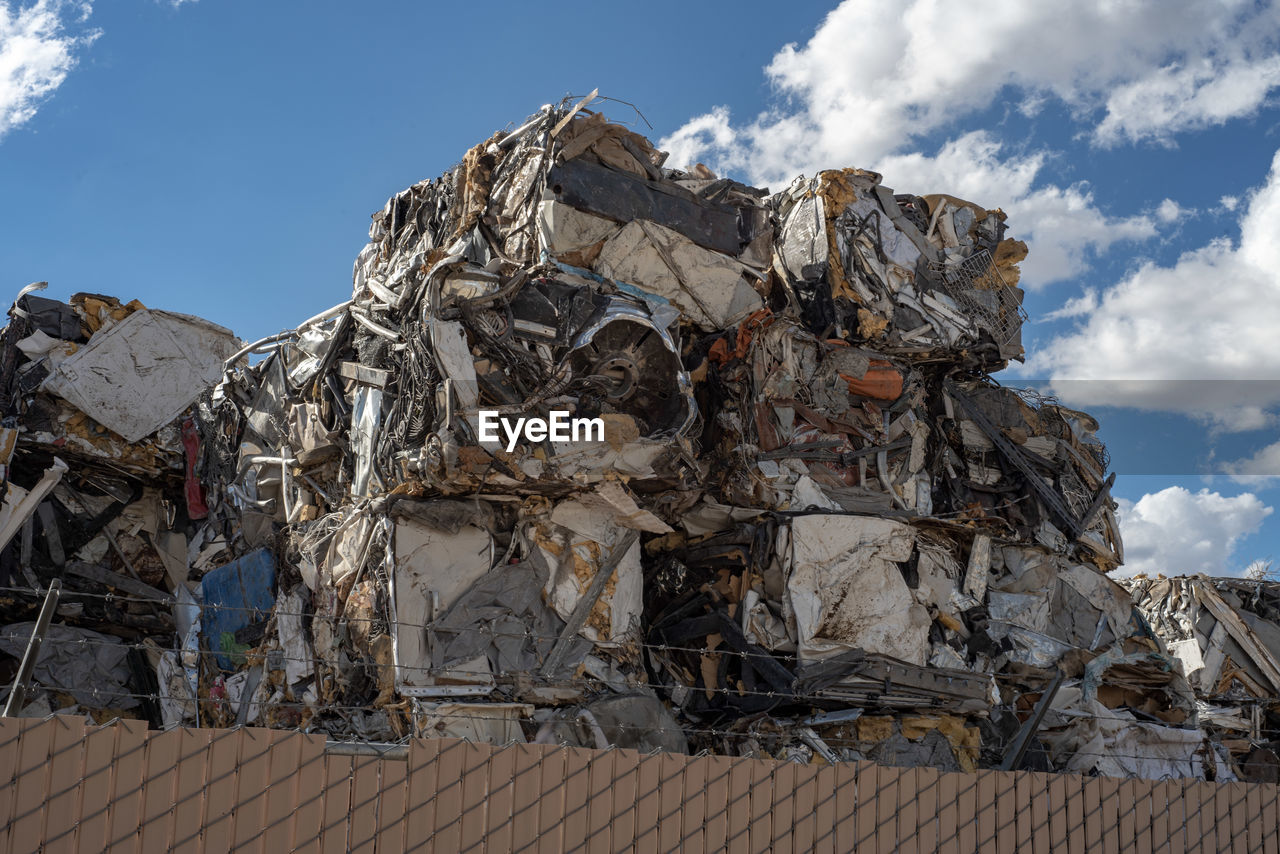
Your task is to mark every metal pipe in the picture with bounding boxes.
[224,332,295,368]
[2,580,62,717]
[296,299,354,330]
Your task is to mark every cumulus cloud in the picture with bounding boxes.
[1095,55,1280,147]
[1042,288,1099,322]
[1032,147,1280,421]
[1114,486,1273,577]
[0,0,97,139]
[661,0,1280,178]
[660,0,1280,286]
[1155,198,1191,224]
[1226,440,1280,477]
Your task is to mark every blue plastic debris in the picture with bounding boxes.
[200,548,276,671]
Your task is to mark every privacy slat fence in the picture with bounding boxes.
[0,716,1275,853]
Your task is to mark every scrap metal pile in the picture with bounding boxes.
[0,96,1242,779]
[1125,575,1280,782]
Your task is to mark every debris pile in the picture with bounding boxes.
[0,96,1232,779]
[1125,575,1280,782]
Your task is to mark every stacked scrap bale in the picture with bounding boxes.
[1125,575,1280,781]
[0,97,1217,778]
[0,288,239,723]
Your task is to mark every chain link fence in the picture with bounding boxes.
[1,715,1277,852]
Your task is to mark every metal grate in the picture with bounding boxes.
[935,249,1027,349]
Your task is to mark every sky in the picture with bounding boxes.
[2,0,1280,577]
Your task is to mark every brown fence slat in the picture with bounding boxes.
[73,722,121,852]
[681,747,709,853]
[1153,778,1174,853]
[633,751,663,854]
[139,727,182,853]
[105,719,150,854]
[10,718,56,853]
[1028,771,1052,854]
[259,730,303,853]
[484,741,518,854]
[41,716,87,854]
[1083,775,1104,854]
[895,766,919,854]
[168,728,214,854]
[1012,770,1033,854]
[748,756,775,854]
[462,742,496,853]
[793,760,821,853]
[1066,771,1088,854]
[1166,779,1188,854]
[976,769,999,853]
[1244,781,1263,854]
[1134,776,1154,854]
[1047,772,1069,854]
[725,756,754,854]
[508,742,546,851]
[196,727,240,853]
[430,738,468,854]
[560,745,593,853]
[321,754,354,854]
[811,762,840,854]
[652,751,685,854]
[1213,777,1233,854]
[584,747,616,854]
[286,733,328,854]
[0,717,23,846]
[1259,781,1279,854]
[1096,776,1121,854]
[996,766,1018,854]
[375,749,408,852]
[936,768,960,854]
[348,754,384,854]
[228,728,274,853]
[1229,781,1249,854]
[535,745,568,854]
[771,758,799,852]
[404,738,440,850]
[1184,780,1210,854]
[1117,779,1139,854]
[700,754,733,854]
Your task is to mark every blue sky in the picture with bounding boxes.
[3,0,1280,577]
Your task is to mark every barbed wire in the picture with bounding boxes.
[0,628,1274,748]
[0,695,1248,771]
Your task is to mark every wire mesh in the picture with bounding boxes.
[934,249,1027,349]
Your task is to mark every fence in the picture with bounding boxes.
[0,715,1277,853]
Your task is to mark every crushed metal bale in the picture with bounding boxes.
[0,94,1245,780]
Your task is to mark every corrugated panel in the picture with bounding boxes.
[4,718,1280,853]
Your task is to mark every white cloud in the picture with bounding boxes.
[1155,198,1189,224]
[662,0,1280,180]
[1226,440,1280,476]
[659,0,1279,287]
[1113,486,1273,577]
[1095,55,1280,147]
[0,0,97,139]
[1032,147,1280,420]
[1042,288,1099,322]
[1220,194,1240,212]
